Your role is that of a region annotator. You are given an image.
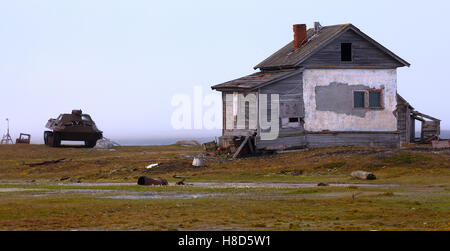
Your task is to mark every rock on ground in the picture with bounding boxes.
[94,138,115,150]
[351,171,377,180]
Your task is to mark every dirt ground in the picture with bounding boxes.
[0,144,449,230]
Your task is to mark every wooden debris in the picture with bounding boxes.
[202,141,217,152]
[351,171,376,180]
[232,136,250,159]
[432,140,450,149]
[23,158,66,167]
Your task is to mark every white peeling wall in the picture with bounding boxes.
[303,69,398,132]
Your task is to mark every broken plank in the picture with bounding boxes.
[233,136,250,159]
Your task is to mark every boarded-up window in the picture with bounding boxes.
[354,91,365,108]
[341,43,352,62]
[369,91,382,108]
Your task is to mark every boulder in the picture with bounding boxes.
[94,138,114,150]
[351,171,376,180]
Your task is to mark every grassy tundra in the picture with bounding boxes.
[0,144,448,230]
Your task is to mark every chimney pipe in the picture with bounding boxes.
[293,24,307,50]
[314,22,322,34]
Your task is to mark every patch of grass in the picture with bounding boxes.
[284,189,322,195]
[378,192,395,197]
[315,161,346,170]
[0,145,449,230]
[1,188,447,231]
[382,152,432,166]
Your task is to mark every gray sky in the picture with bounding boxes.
[1,0,449,143]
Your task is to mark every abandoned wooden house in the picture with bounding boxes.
[212,23,440,151]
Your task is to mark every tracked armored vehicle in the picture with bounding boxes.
[44,110,103,147]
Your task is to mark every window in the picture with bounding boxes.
[369,90,382,108]
[281,117,302,128]
[353,91,365,108]
[289,117,299,123]
[354,89,384,109]
[341,43,352,62]
[81,115,92,121]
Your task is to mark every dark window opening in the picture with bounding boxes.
[354,91,365,108]
[289,117,299,123]
[369,91,382,108]
[341,43,352,62]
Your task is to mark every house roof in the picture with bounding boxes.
[396,93,414,110]
[211,69,302,91]
[254,24,410,70]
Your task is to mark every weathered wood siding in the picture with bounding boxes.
[222,91,257,137]
[421,121,441,140]
[396,103,411,145]
[306,132,400,148]
[256,135,307,150]
[256,132,400,149]
[300,29,403,68]
[259,72,305,135]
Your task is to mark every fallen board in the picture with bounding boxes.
[432,140,450,149]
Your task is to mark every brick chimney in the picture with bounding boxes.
[293,24,307,50]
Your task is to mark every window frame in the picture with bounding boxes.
[368,89,383,109]
[353,89,384,110]
[353,90,366,109]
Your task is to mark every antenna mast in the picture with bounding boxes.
[1,118,13,144]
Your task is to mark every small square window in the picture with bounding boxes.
[369,91,382,108]
[281,117,301,128]
[354,91,365,108]
[341,43,352,62]
[289,117,299,123]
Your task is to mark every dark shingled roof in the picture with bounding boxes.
[254,24,410,70]
[211,69,301,91]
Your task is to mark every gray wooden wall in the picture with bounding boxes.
[300,29,403,68]
[259,72,305,135]
[256,132,400,150]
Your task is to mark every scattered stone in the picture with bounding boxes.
[351,171,377,180]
